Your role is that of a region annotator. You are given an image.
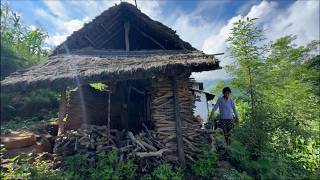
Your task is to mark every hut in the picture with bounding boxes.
[1,2,221,166]
[192,82,215,126]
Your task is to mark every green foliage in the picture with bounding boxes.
[89,83,108,91]
[1,2,49,78]
[226,17,320,179]
[1,153,62,180]
[147,164,183,180]
[191,148,218,179]
[209,81,225,97]
[62,154,95,180]
[1,3,57,128]
[223,169,253,180]
[227,140,311,179]
[62,151,136,180]
[1,89,59,125]
[92,151,136,180]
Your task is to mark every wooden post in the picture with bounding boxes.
[171,76,186,167]
[58,88,67,135]
[124,22,130,51]
[120,82,129,130]
[107,90,111,143]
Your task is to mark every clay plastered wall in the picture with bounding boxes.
[65,85,108,130]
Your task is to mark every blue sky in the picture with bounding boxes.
[7,0,320,81]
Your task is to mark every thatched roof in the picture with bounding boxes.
[1,2,222,92]
[1,50,220,92]
[52,2,195,54]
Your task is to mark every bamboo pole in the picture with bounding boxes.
[171,76,186,168]
[107,90,111,143]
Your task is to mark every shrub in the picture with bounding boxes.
[62,154,95,180]
[227,139,250,169]
[222,169,253,180]
[1,153,62,180]
[91,151,136,180]
[191,148,218,179]
[1,89,59,122]
[141,164,183,180]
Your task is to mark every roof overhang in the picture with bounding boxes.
[1,50,221,92]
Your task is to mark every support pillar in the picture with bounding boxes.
[124,22,130,51]
[171,76,186,167]
[107,90,111,143]
[58,88,67,135]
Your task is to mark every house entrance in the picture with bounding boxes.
[65,79,152,133]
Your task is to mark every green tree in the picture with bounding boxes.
[226,17,319,178]
[1,1,49,78]
[1,2,57,122]
[226,17,269,157]
[226,17,265,119]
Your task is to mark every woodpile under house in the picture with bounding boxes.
[1,2,221,167]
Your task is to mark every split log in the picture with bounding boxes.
[136,149,170,158]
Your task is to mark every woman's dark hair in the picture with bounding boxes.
[222,87,231,94]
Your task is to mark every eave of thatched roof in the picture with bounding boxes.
[1,50,220,92]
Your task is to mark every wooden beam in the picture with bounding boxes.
[98,28,122,48]
[107,90,111,143]
[171,76,186,167]
[95,21,118,42]
[124,22,130,51]
[84,35,96,48]
[132,24,166,50]
[58,88,67,135]
[146,93,151,121]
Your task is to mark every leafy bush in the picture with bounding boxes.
[1,153,62,180]
[228,140,250,168]
[141,164,182,180]
[153,164,183,180]
[62,154,95,180]
[191,148,218,179]
[223,169,253,180]
[91,151,136,180]
[62,151,136,180]
[1,89,59,126]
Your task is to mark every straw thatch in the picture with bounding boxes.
[1,50,220,92]
[52,2,195,55]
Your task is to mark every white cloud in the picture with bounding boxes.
[161,1,228,50]
[36,2,90,47]
[265,1,319,46]
[171,15,219,50]
[35,8,51,19]
[67,0,115,18]
[43,0,68,19]
[55,17,90,34]
[44,16,90,47]
[194,0,320,81]
[45,34,68,46]
[28,25,37,31]
[236,0,259,15]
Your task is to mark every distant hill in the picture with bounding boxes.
[202,79,232,90]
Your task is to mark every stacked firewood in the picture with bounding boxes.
[151,76,213,162]
[151,77,178,162]
[177,77,213,161]
[54,124,171,168]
